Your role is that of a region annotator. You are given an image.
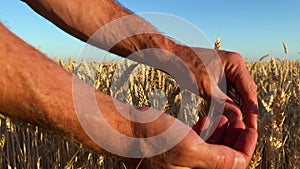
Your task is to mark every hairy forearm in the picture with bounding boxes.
[0,24,180,166]
[0,23,134,155]
[21,0,209,94]
[22,0,177,57]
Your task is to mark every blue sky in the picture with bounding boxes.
[1,0,299,61]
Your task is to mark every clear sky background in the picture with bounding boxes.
[0,0,299,61]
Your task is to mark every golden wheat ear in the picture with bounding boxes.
[283,42,288,55]
[214,37,221,50]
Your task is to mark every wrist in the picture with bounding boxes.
[95,92,135,138]
[132,108,175,138]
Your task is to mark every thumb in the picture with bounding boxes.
[193,143,248,169]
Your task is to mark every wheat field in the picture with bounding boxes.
[0,56,299,169]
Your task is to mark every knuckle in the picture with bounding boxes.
[225,52,244,63]
[228,52,243,63]
[229,51,241,57]
[222,52,246,71]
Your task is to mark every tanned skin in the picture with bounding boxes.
[0,0,258,168]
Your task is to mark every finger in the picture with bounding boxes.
[207,116,228,144]
[234,128,258,162]
[223,118,245,147]
[222,52,258,130]
[234,69,258,130]
[195,61,244,123]
[192,116,210,135]
[168,132,248,169]
[223,96,243,122]
[193,143,247,169]
[208,83,244,122]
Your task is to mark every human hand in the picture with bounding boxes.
[170,46,258,130]
[128,115,257,169]
[125,47,258,169]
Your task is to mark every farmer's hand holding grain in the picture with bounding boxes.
[0,0,258,168]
